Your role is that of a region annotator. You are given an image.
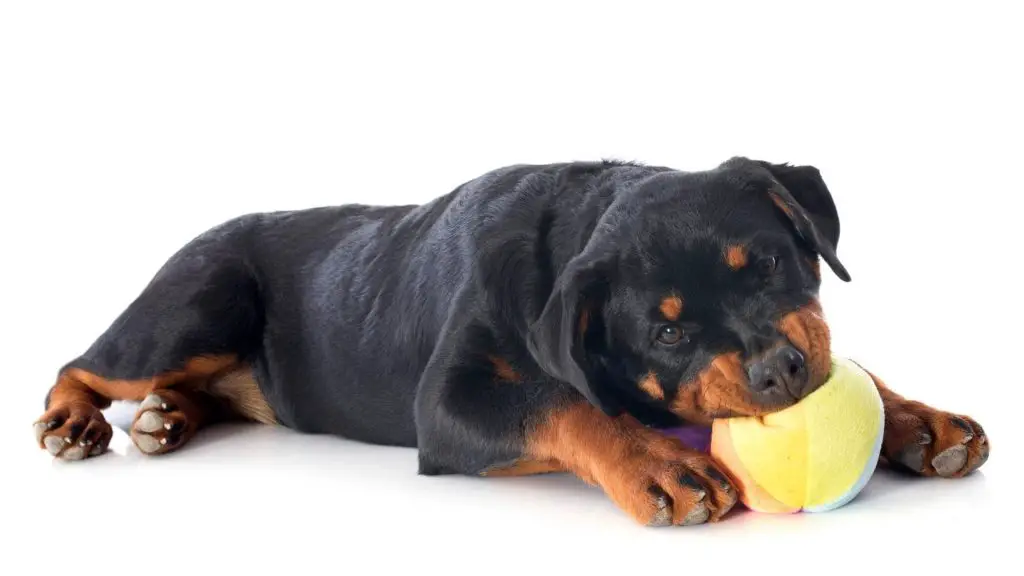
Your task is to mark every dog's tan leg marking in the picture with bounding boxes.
[34,356,276,459]
[866,369,989,477]
[523,402,738,526]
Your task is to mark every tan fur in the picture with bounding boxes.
[725,245,748,269]
[481,459,564,477]
[207,367,277,425]
[776,299,831,392]
[670,352,769,424]
[523,402,737,525]
[488,355,521,383]
[659,295,683,321]
[638,372,665,400]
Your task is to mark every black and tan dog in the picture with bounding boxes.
[33,157,989,526]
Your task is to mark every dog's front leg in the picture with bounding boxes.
[858,365,990,477]
[519,400,740,526]
[413,321,738,526]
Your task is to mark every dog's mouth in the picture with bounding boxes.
[669,300,831,424]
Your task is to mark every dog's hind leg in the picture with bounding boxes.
[32,222,273,459]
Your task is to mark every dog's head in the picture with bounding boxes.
[527,157,850,425]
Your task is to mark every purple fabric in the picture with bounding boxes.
[661,425,713,454]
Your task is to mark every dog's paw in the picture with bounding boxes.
[130,391,197,455]
[882,400,989,478]
[602,444,739,527]
[34,402,112,460]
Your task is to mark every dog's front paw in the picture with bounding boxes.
[882,400,989,478]
[600,441,739,527]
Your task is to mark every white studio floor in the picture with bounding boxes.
[6,397,1010,576]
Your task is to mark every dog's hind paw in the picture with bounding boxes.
[34,403,112,461]
[130,391,200,455]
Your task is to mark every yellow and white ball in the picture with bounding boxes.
[710,356,884,513]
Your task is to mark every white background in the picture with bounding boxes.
[1,2,1020,574]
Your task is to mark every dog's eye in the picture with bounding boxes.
[758,255,778,274]
[656,325,686,346]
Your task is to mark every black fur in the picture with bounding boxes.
[56,157,848,476]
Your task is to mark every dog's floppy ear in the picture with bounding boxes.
[758,161,851,282]
[526,246,621,416]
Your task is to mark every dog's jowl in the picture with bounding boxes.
[34,157,990,525]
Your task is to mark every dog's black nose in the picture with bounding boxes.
[747,345,808,399]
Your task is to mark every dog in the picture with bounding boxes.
[33,157,989,526]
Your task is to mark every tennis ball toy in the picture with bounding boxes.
[665,356,884,513]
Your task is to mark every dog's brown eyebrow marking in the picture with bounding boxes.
[725,245,748,270]
[638,372,665,401]
[660,295,683,321]
[489,355,520,383]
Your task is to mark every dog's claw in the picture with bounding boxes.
[44,435,64,456]
[932,445,968,477]
[133,434,161,454]
[62,445,86,461]
[139,394,163,412]
[896,443,926,472]
[682,502,710,526]
[135,411,164,433]
[647,488,673,527]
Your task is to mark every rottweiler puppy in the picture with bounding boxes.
[33,157,989,526]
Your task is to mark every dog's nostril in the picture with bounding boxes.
[749,346,807,396]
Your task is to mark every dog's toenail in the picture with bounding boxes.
[135,412,164,433]
[134,433,161,454]
[89,444,105,456]
[161,403,168,410]
[979,436,986,445]
[932,445,968,476]
[646,486,673,527]
[682,503,710,526]
[160,438,167,445]
[44,436,64,456]
[976,451,990,467]
[648,497,672,527]
[140,394,163,411]
[896,444,926,472]
[164,422,172,430]
[64,437,72,444]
